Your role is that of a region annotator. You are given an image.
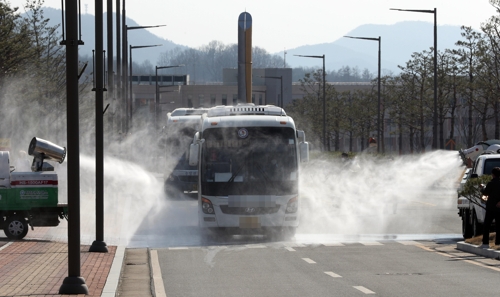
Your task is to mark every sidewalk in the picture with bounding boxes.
[0,240,122,297]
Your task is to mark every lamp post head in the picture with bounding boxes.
[131,44,162,50]
[156,64,185,70]
[344,35,380,42]
[127,24,166,30]
[390,8,435,14]
[294,54,324,59]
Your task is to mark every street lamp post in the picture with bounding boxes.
[259,76,283,107]
[294,54,326,151]
[155,65,184,130]
[391,7,437,150]
[123,24,165,133]
[129,44,161,130]
[344,35,381,153]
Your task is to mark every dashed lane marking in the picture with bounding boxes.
[353,286,376,294]
[285,247,296,252]
[324,271,342,278]
[302,258,316,264]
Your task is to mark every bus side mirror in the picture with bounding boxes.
[299,142,309,162]
[296,130,306,143]
[189,143,199,166]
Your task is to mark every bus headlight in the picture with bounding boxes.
[286,196,298,214]
[202,197,215,214]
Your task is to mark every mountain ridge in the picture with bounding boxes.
[40,7,465,73]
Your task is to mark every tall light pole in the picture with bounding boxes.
[155,65,184,130]
[59,0,88,293]
[259,75,283,108]
[344,35,381,153]
[123,24,165,133]
[129,44,162,131]
[295,54,326,151]
[391,8,437,150]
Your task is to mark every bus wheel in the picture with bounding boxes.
[4,216,28,240]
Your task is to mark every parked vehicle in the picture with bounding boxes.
[458,153,500,239]
[0,138,67,239]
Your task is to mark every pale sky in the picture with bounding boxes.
[8,0,498,53]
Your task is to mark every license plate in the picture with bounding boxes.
[239,217,260,228]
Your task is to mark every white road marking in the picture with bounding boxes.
[353,286,376,294]
[302,258,316,264]
[151,249,167,297]
[323,243,345,246]
[397,240,421,245]
[362,242,384,246]
[324,271,342,278]
[285,247,296,252]
[0,242,13,251]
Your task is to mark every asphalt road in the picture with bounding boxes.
[156,240,500,297]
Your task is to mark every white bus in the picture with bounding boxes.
[189,104,309,235]
[163,108,208,196]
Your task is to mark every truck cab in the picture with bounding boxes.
[0,138,67,240]
[458,153,500,239]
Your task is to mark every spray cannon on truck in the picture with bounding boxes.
[0,137,67,240]
[459,139,500,166]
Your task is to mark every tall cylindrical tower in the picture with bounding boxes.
[238,12,252,103]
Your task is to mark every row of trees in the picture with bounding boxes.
[0,0,92,151]
[130,41,375,84]
[4,0,500,156]
[287,0,500,153]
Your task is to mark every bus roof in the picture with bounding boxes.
[201,114,295,130]
[170,108,209,116]
[206,104,286,117]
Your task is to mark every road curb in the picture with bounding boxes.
[456,241,500,259]
[102,245,126,297]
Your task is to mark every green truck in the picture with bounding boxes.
[0,137,67,240]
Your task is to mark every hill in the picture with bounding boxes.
[280,21,463,74]
[41,7,187,65]
[39,7,464,73]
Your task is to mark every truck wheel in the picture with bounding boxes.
[4,216,28,240]
[472,211,483,237]
[462,210,473,239]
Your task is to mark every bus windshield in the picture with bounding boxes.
[201,126,298,196]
